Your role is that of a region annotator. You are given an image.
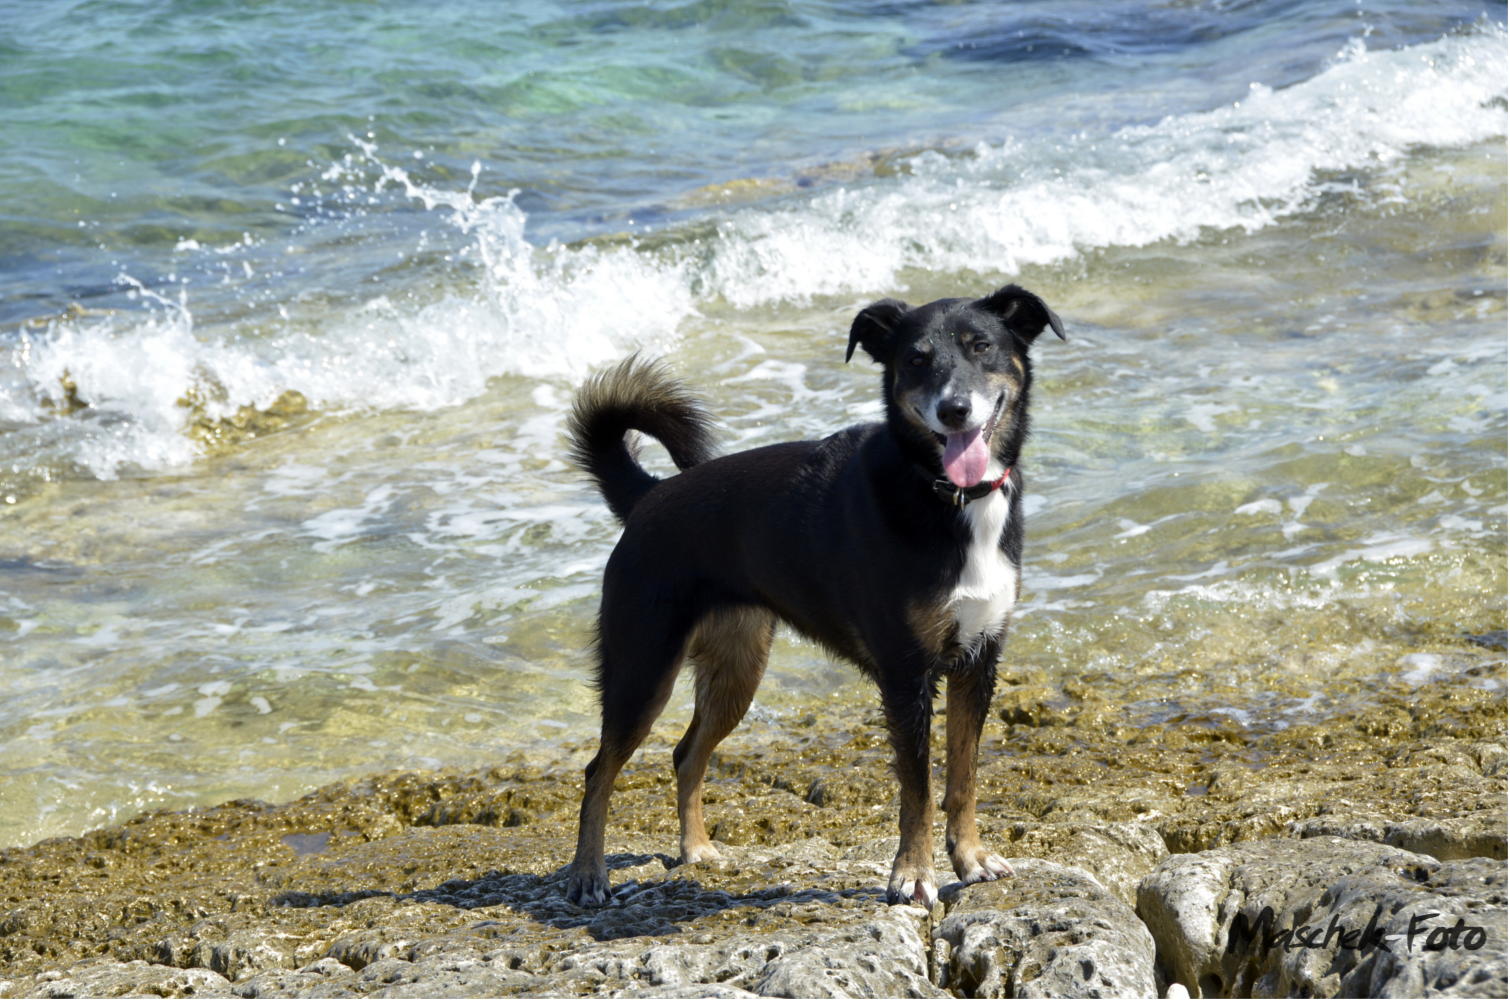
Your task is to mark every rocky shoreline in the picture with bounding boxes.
[1,681,1504,998]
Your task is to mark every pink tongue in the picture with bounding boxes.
[943,428,990,488]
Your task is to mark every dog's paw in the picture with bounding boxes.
[886,868,939,908]
[681,842,723,864]
[953,846,1014,885]
[565,867,611,907]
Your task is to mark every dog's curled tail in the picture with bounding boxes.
[566,355,717,523]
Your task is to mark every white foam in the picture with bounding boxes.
[4,159,694,481]
[695,25,1507,307]
[1306,532,1435,580]
[1399,652,1443,687]
[1185,404,1239,433]
[3,25,1503,479]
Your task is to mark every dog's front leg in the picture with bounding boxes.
[880,672,939,908]
[944,660,1013,884]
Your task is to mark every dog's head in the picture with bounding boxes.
[846,285,1064,488]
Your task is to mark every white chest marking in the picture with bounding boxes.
[948,475,1017,652]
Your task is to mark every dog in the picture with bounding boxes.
[563,284,1064,907]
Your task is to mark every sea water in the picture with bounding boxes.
[0,0,1505,847]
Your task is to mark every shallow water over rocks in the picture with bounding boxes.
[0,678,1501,997]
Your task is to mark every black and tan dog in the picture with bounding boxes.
[564,284,1064,907]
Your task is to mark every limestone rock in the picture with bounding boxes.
[208,930,301,981]
[0,688,1500,998]
[933,858,1157,998]
[233,957,355,998]
[1137,838,1508,998]
[1288,810,1508,862]
[12,958,234,998]
[534,901,945,998]
[607,987,761,998]
[750,905,945,998]
[1320,857,1507,998]
[994,821,1169,907]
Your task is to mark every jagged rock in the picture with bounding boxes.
[933,858,1157,998]
[606,987,760,999]
[12,958,234,998]
[354,953,536,998]
[208,930,301,981]
[523,901,944,998]
[993,821,1169,907]
[0,688,1501,999]
[750,905,945,997]
[1315,857,1507,998]
[835,824,1167,910]
[234,957,357,997]
[1137,838,1508,998]
[1288,810,1508,862]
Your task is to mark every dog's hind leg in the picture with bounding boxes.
[567,597,693,907]
[673,606,775,864]
[944,654,1013,885]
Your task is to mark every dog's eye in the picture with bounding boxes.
[909,354,925,367]
[972,341,991,354]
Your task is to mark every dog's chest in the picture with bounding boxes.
[948,489,1017,650]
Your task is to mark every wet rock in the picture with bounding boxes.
[934,858,1157,998]
[183,388,312,453]
[1137,838,1508,998]
[1288,810,1508,862]
[1149,726,1507,856]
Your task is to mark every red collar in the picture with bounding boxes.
[932,467,1012,508]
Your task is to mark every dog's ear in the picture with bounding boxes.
[846,298,909,363]
[977,284,1065,343]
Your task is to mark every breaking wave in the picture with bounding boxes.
[2,23,1504,481]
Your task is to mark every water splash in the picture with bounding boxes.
[1,23,1504,483]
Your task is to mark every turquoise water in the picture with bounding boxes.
[0,1,1505,846]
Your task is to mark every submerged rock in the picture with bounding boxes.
[1137,838,1508,998]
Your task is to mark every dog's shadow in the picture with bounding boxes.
[271,852,886,942]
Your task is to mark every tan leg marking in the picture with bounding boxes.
[906,599,958,662]
[674,607,775,864]
[944,671,1012,884]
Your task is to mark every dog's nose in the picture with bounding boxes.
[936,396,972,429]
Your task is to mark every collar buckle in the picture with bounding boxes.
[932,467,1012,508]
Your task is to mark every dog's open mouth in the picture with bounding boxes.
[936,393,1004,488]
